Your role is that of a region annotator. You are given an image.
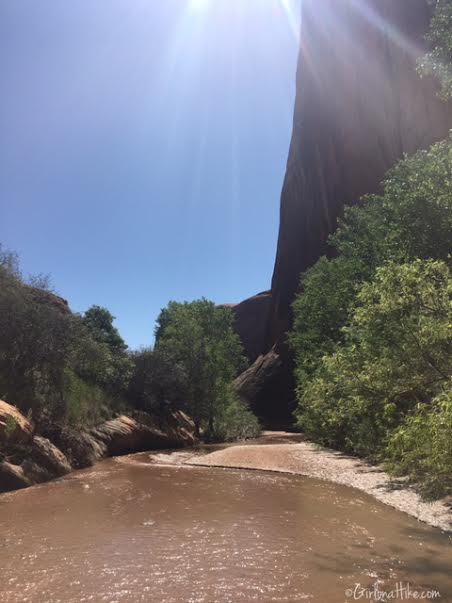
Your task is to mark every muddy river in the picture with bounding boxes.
[0,452,451,602]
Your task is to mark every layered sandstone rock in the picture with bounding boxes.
[0,400,33,443]
[91,411,197,460]
[0,402,197,494]
[0,462,31,493]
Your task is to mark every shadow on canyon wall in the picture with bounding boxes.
[231,0,452,426]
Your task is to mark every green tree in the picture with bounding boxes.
[81,305,132,393]
[0,257,73,421]
[418,0,452,99]
[156,299,247,437]
[127,347,187,414]
[296,260,452,457]
[83,306,127,353]
[291,136,452,396]
[0,247,131,427]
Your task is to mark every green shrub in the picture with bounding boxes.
[64,372,126,428]
[0,246,131,428]
[211,391,261,442]
[296,260,452,458]
[291,137,452,399]
[387,388,452,499]
[290,255,366,394]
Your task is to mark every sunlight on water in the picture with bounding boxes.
[0,456,451,603]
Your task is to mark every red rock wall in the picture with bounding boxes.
[268,0,452,348]
[223,291,272,364]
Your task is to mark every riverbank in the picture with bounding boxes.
[148,431,452,532]
[0,399,197,494]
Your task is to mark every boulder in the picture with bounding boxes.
[92,410,197,458]
[49,410,197,469]
[53,429,108,469]
[0,401,197,494]
[30,436,71,477]
[165,410,197,448]
[234,349,295,427]
[20,460,54,485]
[0,461,31,493]
[0,400,33,444]
[0,401,71,491]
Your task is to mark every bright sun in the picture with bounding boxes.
[190,0,209,11]
[187,0,299,41]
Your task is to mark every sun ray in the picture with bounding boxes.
[349,0,421,60]
[279,0,300,41]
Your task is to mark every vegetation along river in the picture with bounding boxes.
[0,449,451,603]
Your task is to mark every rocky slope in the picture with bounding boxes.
[234,0,452,424]
[0,400,196,494]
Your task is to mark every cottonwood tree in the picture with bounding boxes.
[155,299,246,438]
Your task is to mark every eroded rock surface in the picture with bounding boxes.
[0,402,196,494]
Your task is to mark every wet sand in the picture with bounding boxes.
[149,432,452,532]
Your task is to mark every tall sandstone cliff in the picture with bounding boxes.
[235,0,452,425]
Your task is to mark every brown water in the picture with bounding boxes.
[0,453,451,603]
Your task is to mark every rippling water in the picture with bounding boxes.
[0,453,451,602]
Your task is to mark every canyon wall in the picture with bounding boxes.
[237,0,452,424]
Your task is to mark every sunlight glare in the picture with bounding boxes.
[279,0,300,41]
[190,0,210,12]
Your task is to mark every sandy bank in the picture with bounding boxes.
[180,432,452,532]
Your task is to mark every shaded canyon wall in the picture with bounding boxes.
[234,0,452,424]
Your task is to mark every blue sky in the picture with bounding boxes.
[0,0,300,349]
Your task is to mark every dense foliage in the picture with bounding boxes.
[290,4,452,496]
[387,389,452,499]
[290,137,452,396]
[155,299,259,440]
[0,248,259,444]
[297,261,451,456]
[291,139,452,498]
[126,347,186,415]
[0,247,130,428]
[418,0,452,99]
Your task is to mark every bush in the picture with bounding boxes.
[289,255,366,394]
[64,372,127,428]
[211,391,261,442]
[0,258,73,420]
[387,389,452,499]
[296,260,452,457]
[291,137,452,397]
[0,246,131,428]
